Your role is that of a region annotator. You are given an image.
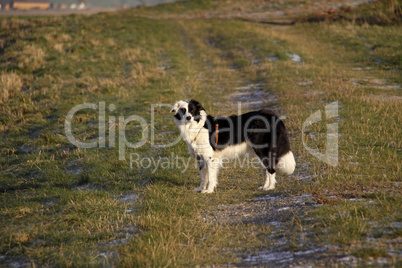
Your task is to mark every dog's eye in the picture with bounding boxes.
[179,108,186,114]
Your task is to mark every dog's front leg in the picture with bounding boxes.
[201,158,219,193]
[194,166,208,192]
[193,156,208,192]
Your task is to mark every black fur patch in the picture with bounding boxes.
[196,154,205,170]
[203,109,291,167]
[188,99,205,122]
[174,107,186,120]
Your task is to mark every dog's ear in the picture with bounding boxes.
[170,101,182,113]
[189,99,205,111]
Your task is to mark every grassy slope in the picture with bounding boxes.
[0,0,401,266]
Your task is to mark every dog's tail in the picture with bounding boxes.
[276,151,296,175]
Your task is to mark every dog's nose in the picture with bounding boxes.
[186,116,191,121]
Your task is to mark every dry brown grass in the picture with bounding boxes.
[119,48,150,63]
[0,72,24,103]
[9,44,46,71]
[130,62,166,85]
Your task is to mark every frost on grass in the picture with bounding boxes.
[67,159,84,175]
[200,194,315,225]
[118,194,137,204]
[351,78,401,90]
[286,53,302,64]
[229,83,279,111]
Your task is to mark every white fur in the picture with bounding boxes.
[171,101,295,194]
[213,142,256,159]
[276,151,296,175]
[259,170,276,191]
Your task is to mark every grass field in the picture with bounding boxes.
[0,0,401,266]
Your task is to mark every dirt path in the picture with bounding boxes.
[177,24,338,267]
[197,84,342,266]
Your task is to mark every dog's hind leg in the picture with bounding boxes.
[253,148,276,190]
[201,159,219,193]
[259,168,276,191]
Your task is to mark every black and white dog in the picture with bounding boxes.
[171,99,295,193]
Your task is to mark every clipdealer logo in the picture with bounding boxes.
[302,101,339,167]
[64,101,340,168]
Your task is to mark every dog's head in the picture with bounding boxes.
[171,99,206,124]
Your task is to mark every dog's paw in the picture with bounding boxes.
[201,189,214,194]
[193,187,202,192]
[258,186,275,191]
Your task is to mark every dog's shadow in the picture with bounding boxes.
[146,174,194,189]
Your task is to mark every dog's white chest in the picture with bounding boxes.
[190,127,211,154]
[176,121,213,156]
